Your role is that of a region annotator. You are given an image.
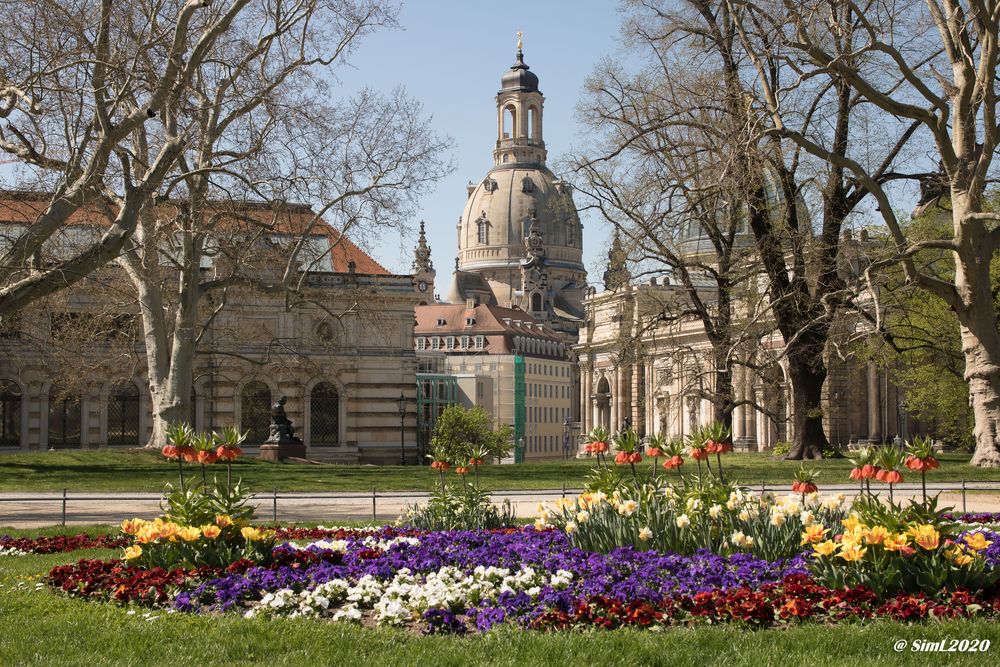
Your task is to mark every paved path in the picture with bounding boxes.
[2,484,1000,529]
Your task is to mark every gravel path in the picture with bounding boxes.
[2,484,1000,528]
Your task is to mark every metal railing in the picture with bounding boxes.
[1,480,999,526]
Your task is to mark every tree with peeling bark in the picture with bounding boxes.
[1,1,451,450]
[746,0,1000,466]
[0,0,252,312]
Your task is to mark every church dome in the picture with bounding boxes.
[459,165,582,273]
[500,51,539,93]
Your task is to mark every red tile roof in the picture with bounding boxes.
[0,192,389,275]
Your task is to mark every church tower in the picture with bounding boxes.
[450,36,586,338]
[411,221,435,301]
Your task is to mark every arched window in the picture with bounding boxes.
[48,385,81,449]
[0,379,21,448]
[310,382,340,447]
[503,105,516,139]
[531,292,542,312]
[477,219,489,245]
[240,381,271,443]
[107,381,140,446]
[527,106,537,139]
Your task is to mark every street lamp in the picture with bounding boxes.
[396,392,406,466]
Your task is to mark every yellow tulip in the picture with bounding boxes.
[909,524,940,551]
[120,518,145,536]
[178,526,201,542]
[201,525,222,540]
[800,524,828,545]
[841,515,863,532]
[812,540,837,557]
[122,545,142,560]
[882,533,910,552]
[135,526,160,544]
[158,522,181,541]
[963,532,993,552]
[215,514,234,528]
[864,526,889,546]
[946,546,975,567]
[837,544,867,562]
[241,526,264,541]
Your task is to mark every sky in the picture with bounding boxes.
[331,1,629,295]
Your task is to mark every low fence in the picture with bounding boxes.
[1,481,999,526]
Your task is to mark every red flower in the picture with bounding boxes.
[162,444,180,460]
[791,481,818,494]
[614,452,629,465]
[883,470,903,484]
[455,466,470,475]
[874,467,887,482]
[180,446,197,463]
[195,450,218,465]
[705,440,720,454]
[590,441,609,454]
[469,457,485,466]
[663,455,684,470]
[646,447,664,458]
[215,446,241,461]
[905,455,939,472]
[860,464,876,479]
[689,448,708,461]
[430,460,451,471]
[849,467,863,480]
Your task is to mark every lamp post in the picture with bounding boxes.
[396,392,406,466]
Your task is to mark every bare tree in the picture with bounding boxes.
[579,0,916,458]
[573,60,769,433]
[109,6,450,448]
[745,0,1000,465]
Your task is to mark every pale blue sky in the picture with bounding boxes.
[335,1,627,293]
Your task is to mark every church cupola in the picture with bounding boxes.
[494,32,547,166]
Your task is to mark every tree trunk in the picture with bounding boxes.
[960,323,1000,467]
[784,359,828,460]
[713,357,735,435]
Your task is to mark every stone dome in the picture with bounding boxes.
[500,51,539,93]
[458,165,583,274]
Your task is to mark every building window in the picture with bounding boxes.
[446,336,455,350]
[436,318,446,327]
[475,335,485,349]
[567,223,575,246]
[432,337,441,350]
[0,380,21,447]
[240,381,271,444]
[416,337,426,350]
[310,382,339,446]
[477,219,489,245]
[107,381,140,446]
[48,386,81,449]
[461,336,470,349]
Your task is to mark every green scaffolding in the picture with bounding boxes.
[514,355,525,463]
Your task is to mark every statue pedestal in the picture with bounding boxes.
[259,441,306,462]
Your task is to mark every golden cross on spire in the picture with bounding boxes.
[516,31,523,50]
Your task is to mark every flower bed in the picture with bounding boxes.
[0,533,128,554]
[40,525,1000,633]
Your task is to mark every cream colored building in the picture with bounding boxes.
[577,232,916,451]
[0,195,422,463]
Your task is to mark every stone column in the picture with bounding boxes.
[747,385,758,447]
[581,365,591,433]
[867,363,882,442]
[609,368,619,433]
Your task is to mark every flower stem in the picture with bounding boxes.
[715,451,724,483]
[921,470,926,503]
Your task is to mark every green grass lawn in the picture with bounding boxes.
[1,545,998,666]
[0,449,996,493]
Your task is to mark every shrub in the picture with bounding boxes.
[401,483,516,531]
